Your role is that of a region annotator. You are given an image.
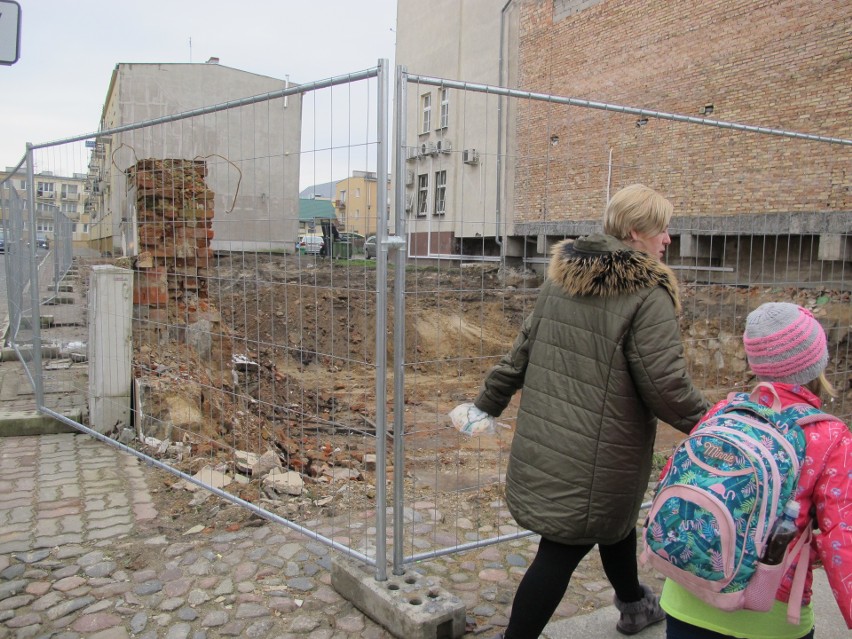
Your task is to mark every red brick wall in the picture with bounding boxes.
[130,159,215,318]
[514,0,851,224]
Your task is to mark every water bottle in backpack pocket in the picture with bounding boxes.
[742,500,807,612]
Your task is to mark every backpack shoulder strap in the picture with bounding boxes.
[784,526,813,625]
[785,403,842,427]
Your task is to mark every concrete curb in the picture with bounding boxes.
[541,568,844,639]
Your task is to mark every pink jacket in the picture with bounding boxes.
[738,382,852,628]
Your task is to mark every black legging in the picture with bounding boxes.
[503,528,644,639]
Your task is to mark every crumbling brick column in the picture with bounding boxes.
[127,158,215,324]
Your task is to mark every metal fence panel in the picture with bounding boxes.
[393,72,851,567]
[14,64,396,573]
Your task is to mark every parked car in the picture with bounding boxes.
[0,230,5,253]
[297,234,324,255]
[36,233,49,250]
[364,235,377,259]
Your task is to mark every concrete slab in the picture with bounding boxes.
[331,556,467,639]
[0,408,82,436]
[541,568,844,639]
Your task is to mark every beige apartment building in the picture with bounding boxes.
[0,167,90,246]
[88,59,303,255]
[396,0,851,284]
[395,0,519,258]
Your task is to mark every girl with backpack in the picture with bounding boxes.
[661,302,852,638]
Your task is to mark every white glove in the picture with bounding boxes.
[449,402,507,436]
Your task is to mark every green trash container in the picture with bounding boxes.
[332,240,352,259]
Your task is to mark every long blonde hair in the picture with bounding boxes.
[805,372,837,399]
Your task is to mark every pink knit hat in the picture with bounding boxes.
[743,303,828,384]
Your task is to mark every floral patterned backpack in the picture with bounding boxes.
[641,384,829,623]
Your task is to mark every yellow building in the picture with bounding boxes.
[334,171,390,237]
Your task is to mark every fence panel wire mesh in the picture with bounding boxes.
[394,74,851,565]
[2,65,850,580]
[0,169,74,396]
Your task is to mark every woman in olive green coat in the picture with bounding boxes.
[474,184,709,638]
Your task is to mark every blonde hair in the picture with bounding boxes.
[604,184,673,240]
[805,372,837,399]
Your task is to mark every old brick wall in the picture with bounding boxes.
[514,0,851,225]
[129,159,215,323]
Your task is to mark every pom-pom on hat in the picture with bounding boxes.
[743,302,828,385]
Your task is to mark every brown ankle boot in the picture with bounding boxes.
[613,584,665,635]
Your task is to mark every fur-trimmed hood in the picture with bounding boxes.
[547,234,680,312]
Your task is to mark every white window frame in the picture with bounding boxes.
[439,88,449,129]
[417,173,429,216]
[421,93,432,134]
[434,170,446,215]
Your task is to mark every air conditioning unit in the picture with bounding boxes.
[435,139,452,154]
[404,194,415,212]
[462,148,480,165]
[405,170,414,186]
[420,142,437,156]
[406,146,420,162]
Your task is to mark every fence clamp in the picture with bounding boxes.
[381,235,406,252]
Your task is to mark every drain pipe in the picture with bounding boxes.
[606,147,613,205]
[495,0,513,259]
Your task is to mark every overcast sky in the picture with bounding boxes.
[0,0,398,173]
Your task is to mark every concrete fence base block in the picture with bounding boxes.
[331,556,466,639]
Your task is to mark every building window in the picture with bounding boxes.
[439,89,449,129]
[339,190,347,202]
[37,182,55,197]
[421,93,432,134]
[61,203,77,214]
[417,174,429,216]
[61,184,79,198]
[434,170,446,215]
[355,187,361,198]
[18,180,26,190]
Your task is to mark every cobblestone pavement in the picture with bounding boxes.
[0,433,663,639]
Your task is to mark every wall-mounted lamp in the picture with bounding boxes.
[701,104,714,116]
[636,118,649,128]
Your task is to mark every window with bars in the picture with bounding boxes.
[421,93,432,134]
[439,88,449,129]
[417,173,429,216]
[434,170,446,215]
